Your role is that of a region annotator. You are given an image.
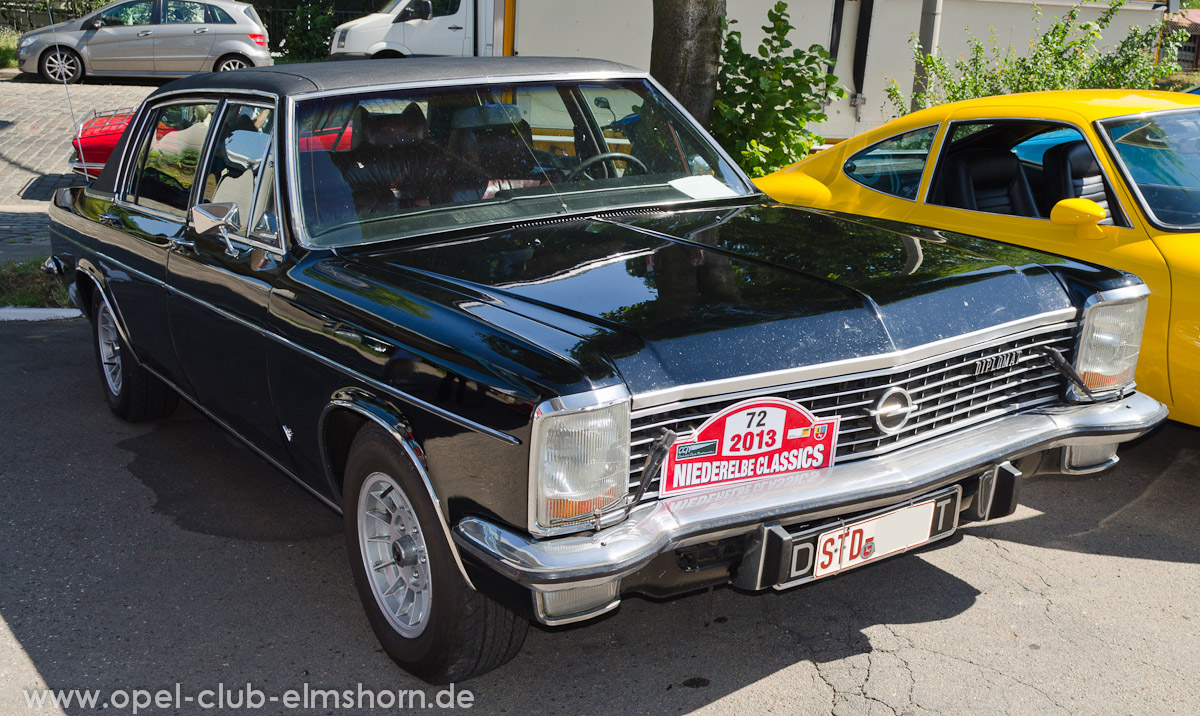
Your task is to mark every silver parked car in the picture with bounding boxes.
[16,0,272,83]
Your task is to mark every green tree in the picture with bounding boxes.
[886,0,1186,116]
[710,1,846,177]
[283,0,339,62]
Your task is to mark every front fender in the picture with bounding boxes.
[318,389,474,589]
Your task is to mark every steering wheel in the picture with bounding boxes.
[565,152,648,182]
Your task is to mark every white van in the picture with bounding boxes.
[329,0,507,59]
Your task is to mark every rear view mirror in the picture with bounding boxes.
[1050,198,1107,240]
[190,202,243,257]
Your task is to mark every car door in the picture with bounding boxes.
[166,100,294,468]
[400,0,468,56]
[153,0,215,72]
[84,0,156,73]
[912,111,1174,411]
[105,99,219,383]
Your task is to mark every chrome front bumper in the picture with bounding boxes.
[453,393,1165,620]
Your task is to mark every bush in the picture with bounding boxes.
[0,27,18,69]
[283,0,339,62]
[710,1,846,177]
[886,0,1187,116]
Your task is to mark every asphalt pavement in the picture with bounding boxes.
[1,318,1198,716]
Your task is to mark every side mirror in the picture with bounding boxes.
[753,168,833,206]
[88,18,102,30]
[190,202,243,257]
[1050,198,1107,240]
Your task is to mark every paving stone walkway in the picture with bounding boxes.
[0,69,157,261]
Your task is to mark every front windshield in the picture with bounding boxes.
[1100,110,1200,228]
[292,79,752,247]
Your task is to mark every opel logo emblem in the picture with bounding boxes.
[869,387,916,434]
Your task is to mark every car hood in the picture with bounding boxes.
[334,12,391,32]
[25,20,77,39]
[344,202,1076,395]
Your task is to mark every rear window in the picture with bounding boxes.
[843,126,937,200]
[208,4,235,23]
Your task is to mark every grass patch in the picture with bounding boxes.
[0,27,18,69]
[0,258,71,308]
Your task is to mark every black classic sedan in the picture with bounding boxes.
[47,58,1166,682]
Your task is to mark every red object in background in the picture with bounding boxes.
[71,107,136,178]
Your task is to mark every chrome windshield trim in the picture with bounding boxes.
[630,307,1078,411]
[60,236,519,445]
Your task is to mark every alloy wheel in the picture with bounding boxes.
[357,472,432,638]
[45,51,78,82]
[96,303,122,395]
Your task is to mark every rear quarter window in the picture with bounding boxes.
[843,126,937,200]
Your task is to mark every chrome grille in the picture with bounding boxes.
[627,322,1076,500]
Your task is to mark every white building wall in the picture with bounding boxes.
[515,0,1164,139]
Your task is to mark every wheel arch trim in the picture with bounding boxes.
[75,264,141,366]
[319,392,475,590]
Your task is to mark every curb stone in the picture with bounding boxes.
[0,307,83,321]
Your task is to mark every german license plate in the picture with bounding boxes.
[774,486,961,590]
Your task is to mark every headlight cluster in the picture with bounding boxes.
[529,386,630,535]
[1072,284,1149,400]
[18,36,35,52]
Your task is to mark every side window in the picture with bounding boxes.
[207,4,235,23]
[931,120,1126,225]
[127,103,217,217]
[201,104,276,240]
[843,126,937,200]
[98,0,153,26]
[163,0,206,23]
[431,0,462,17]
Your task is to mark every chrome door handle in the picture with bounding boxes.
[448,25,463,30]
[168,237,195,253]
[137,30,152,36]
[194,27,208,33]
[98,213,121,226]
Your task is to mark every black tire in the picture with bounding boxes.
[213,54,250,72]
[343,424,527,683]
[90,291,178,422]
[39,46,83,84]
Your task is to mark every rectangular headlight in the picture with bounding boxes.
[1072,285,1149,400]
[530,387,630,535]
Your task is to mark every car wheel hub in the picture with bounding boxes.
[358,472,431,638]
[46,52,76,81]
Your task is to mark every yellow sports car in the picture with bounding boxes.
[758,90,1200,426]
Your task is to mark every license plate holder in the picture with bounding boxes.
[770,485,961,591]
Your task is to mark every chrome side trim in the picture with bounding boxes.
[454,391,1166,588]
[630,308,1077,410]
[319,399,475,589]
[59,235,520,445]
[141,364,341,513]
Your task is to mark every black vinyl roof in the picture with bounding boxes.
[148,57,645,100]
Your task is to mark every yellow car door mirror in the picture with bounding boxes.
[1050,198,1107,240]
